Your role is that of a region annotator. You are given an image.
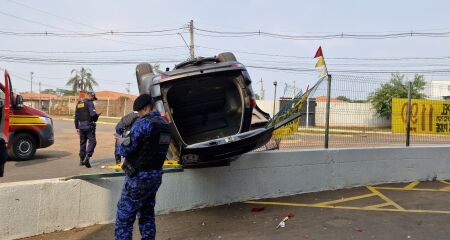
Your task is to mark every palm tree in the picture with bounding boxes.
[66,67,98,92]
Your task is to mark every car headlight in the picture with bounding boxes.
[39,117,52,125]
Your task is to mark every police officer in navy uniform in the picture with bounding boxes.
[75,90,100,168]
[114,111,138,165]
[1,96,7,177]
[115,94,171,240]
[0,138,6,177]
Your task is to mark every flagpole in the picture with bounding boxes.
[324,73,331,149]
[313,46,331,148]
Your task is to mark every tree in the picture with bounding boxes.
[336,96,367,103]
[66,67,98,92]
[41,89,57,95]
[336,96,352,102]
[368,73,426,118]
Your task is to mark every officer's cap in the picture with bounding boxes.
[133,93,154,111]
[86,90,97,100]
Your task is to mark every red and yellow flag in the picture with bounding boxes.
[314,46,328,77]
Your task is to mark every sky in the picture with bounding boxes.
[2,0,450,99]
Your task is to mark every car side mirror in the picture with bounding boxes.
[15,95,23,109]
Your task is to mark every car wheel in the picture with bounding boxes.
[136,63,153,82]
[217,52,237,62]
[136,63,154,94]
[9,133,37,160]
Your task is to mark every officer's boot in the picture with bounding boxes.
[83,155,91,168]
[115,155,121,165]
[0,164,4,177]
[79,155,84,166]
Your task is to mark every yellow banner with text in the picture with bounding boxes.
[392,98,450,134]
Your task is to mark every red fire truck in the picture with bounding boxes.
[1,70,54,160]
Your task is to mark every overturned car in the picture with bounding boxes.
[136,53,278,167]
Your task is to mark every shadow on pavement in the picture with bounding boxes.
[9,150,72,167]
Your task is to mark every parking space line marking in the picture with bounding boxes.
[403,181,420,190]
[245,201,450,215]
[374,187,450,192]
[246,181,450,215]
[312,193,376,206]
[367,186,404,210]
[439,180,450,185]
[363,202,392,209]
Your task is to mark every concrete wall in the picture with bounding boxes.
[2,146,450,239]
[315,102,390,128]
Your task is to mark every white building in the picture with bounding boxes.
[424,81,450,100]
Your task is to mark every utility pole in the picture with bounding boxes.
[126,82,131,95]
[259,78,265,100]
[189,20,195,60]
[292,80,296,99]
[30,72,33,93]
[125,82,131,116]
[273,81,278,117]
[39,81,42,110]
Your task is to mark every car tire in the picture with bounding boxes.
[136,63,153,82]
[217,52,237,62]
[8,133,37,160]
[136,63,154,95]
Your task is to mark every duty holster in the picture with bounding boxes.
[121,159,137,177]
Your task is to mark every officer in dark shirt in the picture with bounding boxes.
[74,91,100,168]
[0,98,7,177]
[0,138,6,177]
[114,111,138,164]
[115,94,171,240]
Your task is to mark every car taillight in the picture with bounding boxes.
[161,113,170,122]
[249,97,256,108]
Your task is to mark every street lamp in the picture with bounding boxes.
[273,81,278,118]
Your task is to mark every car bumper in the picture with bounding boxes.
[180,127,274,167]
[39,124,54,148]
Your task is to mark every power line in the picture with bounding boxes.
[0,46,185,54]
[0,55,182,65]
[0,4,180,47]
[194,27,450,40]
[0,29,185,37]
[198,45,450,61]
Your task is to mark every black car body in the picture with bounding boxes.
[136,53,273,167]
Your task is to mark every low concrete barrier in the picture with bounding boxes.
[1,146,450,239]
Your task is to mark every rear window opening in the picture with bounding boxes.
[165,72,244,145]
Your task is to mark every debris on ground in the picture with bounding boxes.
[251,207,265,212]
[276,213,295,229]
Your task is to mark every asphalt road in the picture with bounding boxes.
[23,181,450,240]
[0,119,118,183]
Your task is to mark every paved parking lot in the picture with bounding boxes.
[0,119,117,183]
[24,180,450,240]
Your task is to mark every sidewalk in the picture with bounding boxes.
[24,181,450,240]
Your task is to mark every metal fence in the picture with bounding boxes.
[30,75,450,150]
[269,74,450,150]
[32,97,134,118]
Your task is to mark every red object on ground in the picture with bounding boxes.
[251,207,265,212]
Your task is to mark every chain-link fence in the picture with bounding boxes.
[268,74,450,150]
